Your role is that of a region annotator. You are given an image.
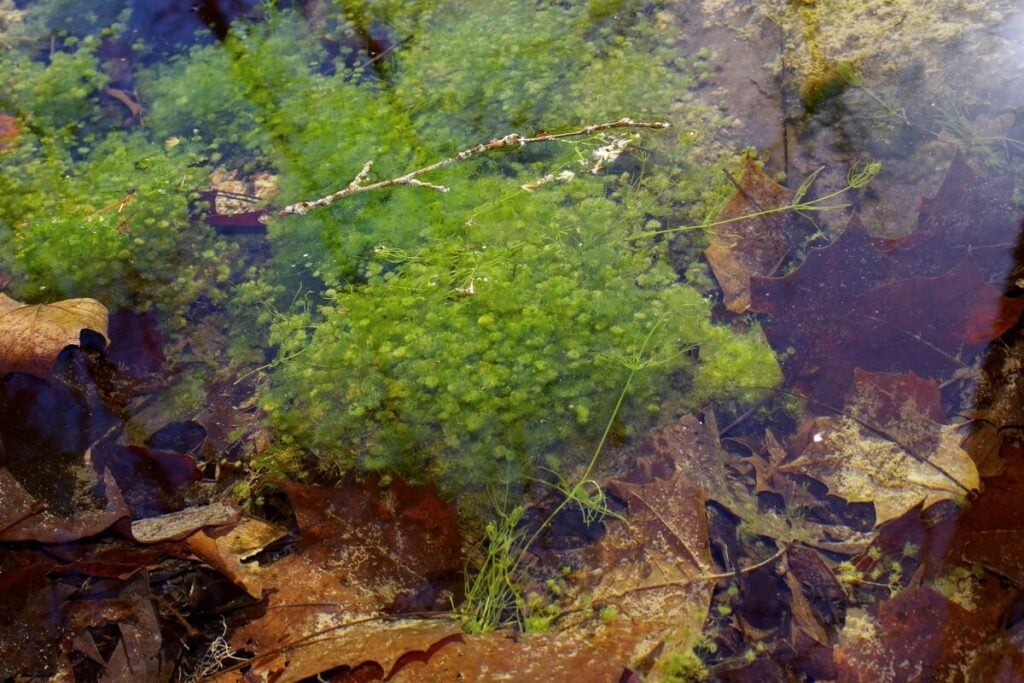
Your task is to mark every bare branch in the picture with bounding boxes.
[276,118,670,217]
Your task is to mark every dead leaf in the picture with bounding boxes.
[0,467,131,543]
[559,424,715,669]
[203,514,287,561]
[106,308,164,378]
[843,369,947,456]
[834,584,1016,682]
[777,369,981,526]
[0,468,46,533]
[749,155,1024,402]
[704,158,802,312]
[0,293,109,377]
[226,477,462,682]
[914,150,1020,272]
[221,618,461,683]
[947,444,1024,584]
[781,546,840,648]
[0,562,73,679]
[387,627,633,682]
[786,416,978,526]
[185,517,287,598]
[89,441,202,518]
[651,415,872,556]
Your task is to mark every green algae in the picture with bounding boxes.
[0,43,229,313]
[0,2,783,508]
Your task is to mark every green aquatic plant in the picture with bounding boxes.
[4,0,783,556]
[457,317,668,632]
[461,504,527,634]
[0,40,231,314]
[258,170,781,496]
[243,2,779,492]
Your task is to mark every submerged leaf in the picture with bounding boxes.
[750,155,1024,402]
[561,418,716,668]
[788,416,977,526]
[704,158,801,312]
[0,467,131,543]
[225,477,462,682]
[947,445,1024,585]
[835,584,1019,682]
[0,293,109,377]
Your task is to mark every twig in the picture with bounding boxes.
[277,118,670,216]
[596,544,790,604]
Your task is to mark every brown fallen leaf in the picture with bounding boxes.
[749,154,1024,403]
[90,441,203,518]
[388,627,635,682]
[0,293,108,377]
[781,548,835,648]
[778,370,981,526]
[0,561,74,679]
[224,477,462,682]
[555,420,716,671]
[386,442,718,681]
[0,467,46,533]
[786,416,978,526]
[947,444,1024,585]
[653,415,872,556]
[834,583,1017,682]
[0,467,131,543]
[185,516,288,599]
[67,575,164,681]
[212,619,462,683]
[704,158,802,312]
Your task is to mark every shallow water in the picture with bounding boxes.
[3,1,1024,680]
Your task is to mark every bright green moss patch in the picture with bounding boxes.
[222,3,782,498]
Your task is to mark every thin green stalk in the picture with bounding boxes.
[626,162,880,242]
[513,318,664,575]
[459,318,666,632]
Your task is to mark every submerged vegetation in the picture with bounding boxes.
[0,0,800,638]
[0,1,781,500]
[12,1,1024,680]
[0,37,227,313]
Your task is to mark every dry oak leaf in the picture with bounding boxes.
[0,293,109,377]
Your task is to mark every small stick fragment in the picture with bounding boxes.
[277,118,670,216]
